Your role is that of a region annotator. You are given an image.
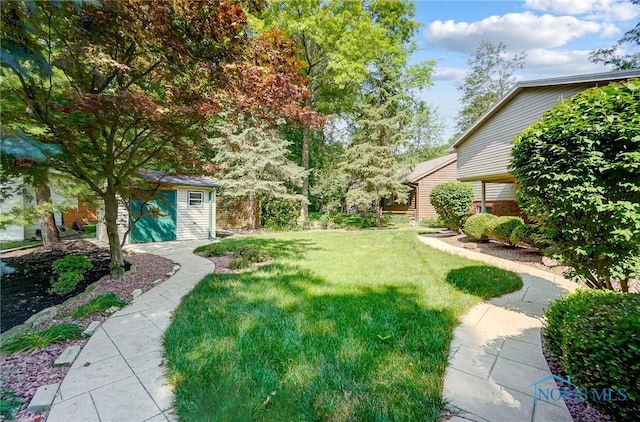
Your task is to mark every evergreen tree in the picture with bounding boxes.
[210,117,306,230]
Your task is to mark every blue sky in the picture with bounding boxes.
[410,0,640,140]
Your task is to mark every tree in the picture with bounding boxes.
[257,0,423,222]
[1,1,314,277]
[510,80,640,292]
[455,40,526,136]
[430,182,475,232]
[589,0,640,70]
[210,116,306,230]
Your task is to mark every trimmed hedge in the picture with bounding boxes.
[510,224,543,248]
[463,213,497,241]
[485,216,523,246]
[544,290,640,421]
[430,182,475,232]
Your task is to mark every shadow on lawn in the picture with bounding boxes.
[165,262,457,422]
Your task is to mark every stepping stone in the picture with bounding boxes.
[82,321,101,337]
[152,278,164,286]
[27,383,60,413]
[54,345,81,367]
[106,306,120,314]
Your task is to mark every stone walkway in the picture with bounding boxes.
[418,235,578,422]
[47,240,214,422]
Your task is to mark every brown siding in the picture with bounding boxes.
[416,161,458,220]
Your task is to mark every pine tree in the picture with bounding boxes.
[210,117,306,230]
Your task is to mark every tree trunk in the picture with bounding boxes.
[34,184,61,246]
[103,191,126,278]
[247,192,255,230]
[299,125,310,223]
[376,201,382,228]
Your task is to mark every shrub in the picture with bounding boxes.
[1,323,83,354]
[1,388,23,421]
[195,242,228,257]
[510,224,542,248]
[463,213,497,241]
[262,197,300,230]
[228,257,250,270]
[419,216,447,228]
[485,216,524,246]
[74,293,127,318]
[544,290,640,421]
[49,255,93,295]
[430,182,475,232]
[511,79,640,291]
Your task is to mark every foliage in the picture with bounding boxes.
[385,214,411,227]
[74,293,126,318]
[419,216,448,228]
[0,387,23,421]
[463,213,497,241]
[262,197,301,231]
[196,239,272,269]
[544,290,640,421]
[484,216,524,246]
[196,242,228,257]
[509,224,542,248]
[165,230,521,421]
[49,255,93,295]
[511,80,640,292]
[455,41,526,136]
[430,182,475,232]
[589,0,640,70]
[1,323,82,354]
[1,1,316,277]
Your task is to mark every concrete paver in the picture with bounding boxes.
[419,235,578,422]
[47,239,214,422]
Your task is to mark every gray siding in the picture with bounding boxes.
[416,161,458,220]
[176,187,215,241]
[457,84,590,181]
[469,182,516,202]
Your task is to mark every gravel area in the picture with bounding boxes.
[0,245,176,422]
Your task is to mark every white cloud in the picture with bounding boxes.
[524,48,610,74]
[425,12,603,53]
[433,67,467,82]
[525,0,640,21]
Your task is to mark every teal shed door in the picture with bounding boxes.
[130,190,177,243]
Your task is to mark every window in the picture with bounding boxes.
[188,190,204,208]
[476,206,492,214]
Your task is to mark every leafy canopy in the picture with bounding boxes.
[510,79,640,292]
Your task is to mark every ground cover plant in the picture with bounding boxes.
[73,293,126,319]
[1,323,82,354]
[166,230,522,421]
[49,255,93,295]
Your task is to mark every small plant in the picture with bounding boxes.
[1,323,83,354]
[228,257,250,270]
[0,387,23,421]
[485,216,524,246]
[463,213,497,241]
[49,255,93,295]
[544,290,640,421]
[74,293,127,318]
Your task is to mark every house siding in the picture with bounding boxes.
[176,187,215,240]
[416,161,458,220]
[457,84,590,181]
[469,182,516,202]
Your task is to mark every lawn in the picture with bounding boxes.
[164,230,522,421]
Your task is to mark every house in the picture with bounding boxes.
[450,69,640,215]
[0,175,97,242]
[383,154,457,221]
[96,170,219,244]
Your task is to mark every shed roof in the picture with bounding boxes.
[450,68,640,151]
[406,154,457,183]
[139,170,219,188]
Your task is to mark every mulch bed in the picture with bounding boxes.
[0,241,176,422]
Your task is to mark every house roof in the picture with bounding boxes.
[139,170,219,188]
[406,154,457,183]
[450,68,640,151]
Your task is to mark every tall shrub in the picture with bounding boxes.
[430,182,475,232]
[510,79,640,292]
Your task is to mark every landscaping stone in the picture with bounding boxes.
[82,321,101,337]
[151,278,164,286]
[27,383,60,413]
[54,345,82,367]
[463,242,478,249]
[24,306,58,326]
[542,256,561,267]
[132,289,142,299]
[106,306,120,314]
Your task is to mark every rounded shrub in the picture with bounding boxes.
[49,255,93,295]
[510,224,541,248]
[544,290,640,421]
[463,213,497,241]
[485,216,524,246]
[429,182,475,232]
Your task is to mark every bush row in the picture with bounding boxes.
[544,290,640,421]
[462,214,540,247]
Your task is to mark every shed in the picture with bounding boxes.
[96,170,219,244]
[450,69,640,215]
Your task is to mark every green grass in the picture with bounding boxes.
[1,323,83,354]
[0,240,42,250]
[166,231,522,421]
[74,293,127,318]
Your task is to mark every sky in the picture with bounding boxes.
[410,0,640,140]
